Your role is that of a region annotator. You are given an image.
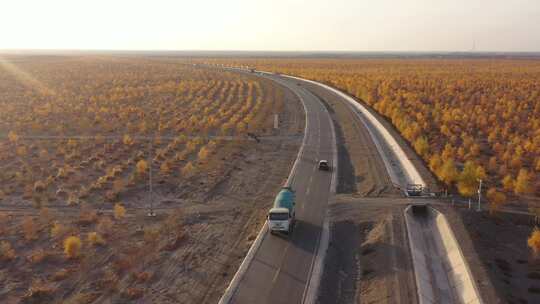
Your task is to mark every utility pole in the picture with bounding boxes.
[477,179,483,212]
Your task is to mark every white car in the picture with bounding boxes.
[318,160,330,171]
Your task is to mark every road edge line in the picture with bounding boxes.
[218,73,310,304]
[301,90,339,304]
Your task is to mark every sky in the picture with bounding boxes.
[1,0,539,52]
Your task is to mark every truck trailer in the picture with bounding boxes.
[268,186,296,235]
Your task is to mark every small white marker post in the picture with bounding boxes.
[274,114,279,129]
[477,179,483,212]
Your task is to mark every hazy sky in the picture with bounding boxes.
[1,0,539,51]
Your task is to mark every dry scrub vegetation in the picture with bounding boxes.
[0,55,288,303]
[204,58,540,208]
[0,56,281,209]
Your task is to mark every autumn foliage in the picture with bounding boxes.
[64,236,82,259]
[208,58,540,199]
[0,58,282,208]
[528,227,540,257]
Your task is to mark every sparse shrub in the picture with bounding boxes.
[181,161,197,177]
[160,162,171,174]
[16,145,28,156]
[0,241,16,261]
[55,188,68,200]
[50,221,69,239]
[57,167,68,179]
[27,249,49,264]
[33,180,46,193]
[39,207,53,227]
[528,227,540,257]
[132,271,152,283]
[198,146,210,161]
[97,269,119,292]
[67,292,100,303]
[114,254,136,273]
[114,203,126,220]
[22,217,38,241]
[0,212,8,235]
[104,190,118,202]
[51,268,70,281]
[186,140,197,152]
[23,184,33,199]
[78,203,98,225]
[64,236,82,259]
[136,160,148,176]
[31,194,43,209]
[123,134,134,146]
[121,287,144,300]
[8,130,19,142]
[112,179,125,194]
[67,193,79,206]
[38,149,49,160]
[24,280,56,301]
[143,226,160,244]
[97,217,114,236]
[67,139,78,148]
[87,232,105,246]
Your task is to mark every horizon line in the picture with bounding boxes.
[2,48,540,54]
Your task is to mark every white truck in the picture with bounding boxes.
[267,186,296,235]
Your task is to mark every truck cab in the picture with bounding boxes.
[268,187,296,235]
[268,207,294,234]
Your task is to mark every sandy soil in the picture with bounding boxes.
[447,206,539,304]
[0,74,304,304]
[317,197,416,304]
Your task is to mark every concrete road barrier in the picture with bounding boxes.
[404,206,483,304]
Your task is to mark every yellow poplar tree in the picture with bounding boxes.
[438,158,458,186]
[528,227,540,257]
[413,136,429,158]
[502,175,514,192]
[514,169,532,195]
[457,161,479,197]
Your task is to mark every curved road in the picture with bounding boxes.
[228,74,337,304]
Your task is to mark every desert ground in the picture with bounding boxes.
[0,55,304,303]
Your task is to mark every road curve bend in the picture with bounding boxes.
[219,73,338,304]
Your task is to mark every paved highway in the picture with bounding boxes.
[228,75,336,304]
[221,68,482,304]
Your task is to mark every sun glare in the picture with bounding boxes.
[0,56,56,95]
